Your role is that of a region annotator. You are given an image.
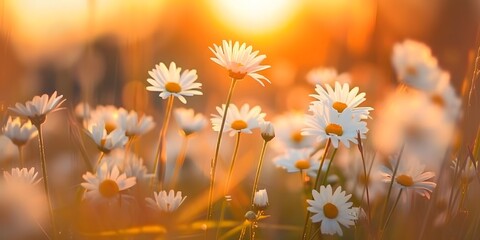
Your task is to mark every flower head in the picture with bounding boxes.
[303,105,368,148]
[253,189,269,210]
[272,112,316,150]
[274,148,326,178]
[81,164,136,203]
[3,168,41,186]
[87,121,128,153]
[174,108,208,136]
[392,39,440,91]
[210,40,270,86]
[146,62,203,104]
[9,91,65,125]
[309,82,373,119]
[118,109,155,137]
[211,103,266,136]
[381,155,437,199]
[145,190,186,213]
[3,117,37,146]
[307,185,358,236]
[260,121,275,142]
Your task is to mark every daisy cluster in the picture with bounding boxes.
[0,38,468,239]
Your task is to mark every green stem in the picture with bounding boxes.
[302,139,331,240]
[381,189,403,239]
[35,124,57,240]
[151,95,175,190]
[206,78,238,235]
[250,140,268,207]
[321,148,338,186]
[170,136,189,189]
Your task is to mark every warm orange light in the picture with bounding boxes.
[210,0,300,35]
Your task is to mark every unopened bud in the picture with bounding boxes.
[253,189,269,210]
[245,211,257,222]
[260,121,275,142]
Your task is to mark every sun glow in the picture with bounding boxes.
[210,0,299,35]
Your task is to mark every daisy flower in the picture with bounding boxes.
[392,39,440,91]
[259,121,275,142]
[274,148,325,178]
[380,155,437,199]
[146,62,202,104]
[428,71,461,121]
[9,91,65,125]
[309,81,373,119]
[3,167,41,186]
[118,109,155,138]
[174,108,208,136]
[253,189,269,210]
[145,190,186,213]
[3,117,37,146]
[303,105,368,148]
[124,155,153,181]
[90,105,121,133]
[306,67,351,86]
[211,103,266,136]
[272,112,316,150]
[81,164,136,203]
[87,121,128,153]
[307,185,358,236]
[210,40,270,86]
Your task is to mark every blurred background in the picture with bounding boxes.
[0,0,479,239]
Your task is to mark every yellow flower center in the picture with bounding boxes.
[98,179,120,198]
[396,174,414,187]
[228,63,247,79]
[325,123,343,136]
[231,120,248,130]
[165,82,182,93]
[431,94,445,108]
[291,131,304,143]
[295,159,311,170]
[332,101,348,113]
[323,202,339,219]
[105,122,117,134]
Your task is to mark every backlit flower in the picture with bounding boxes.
[3,117,37,146]
[253,189,269,209]
[146,62,202,104]
[272,112,316,151]
[145,190,186,213]
[4,168,41,186]
[211,103,266,136]
[210,40,270,86]
[380,155,437,199]
[274,148,326,178]
[118,109,155,137]
[81,164,136,203]
[87,121,128,153]
[303,105,368,148]
[307,185,358,236]
[309,82,373,119]
[9,91,65,125]
[259,121,275,142]
[174,108,208,136]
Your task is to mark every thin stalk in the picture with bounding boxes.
[170,136,189,189]
[379,143,405,237]
[206,78,238,232]
[250,140,268,207]
[357,132,372,232]
[217,133,241,239]
[321,148,338,186]
[238,225,247,240]
[151,95,175,190]
[381,189,403,238]
[301,139,331,240]
[17,145,23,168]
[35,124,57,240]
[95,152,105,172]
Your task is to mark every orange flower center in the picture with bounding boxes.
[291,131,304,143]
[98,179,120,198]
[406,66,417,76]
[231,120,248,130]
[105,122,117,134]
[295,159,311,170]
[325,123,343,136]
[396,174,414,187]
[228,63,247,79]
[323,202,339,219]
[332,101,348,113]
[431,94,445,108]
[165,82,182,93]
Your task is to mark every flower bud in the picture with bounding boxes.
[260,121,275,142]
[253,189,269,210]
[244,210,257,222]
